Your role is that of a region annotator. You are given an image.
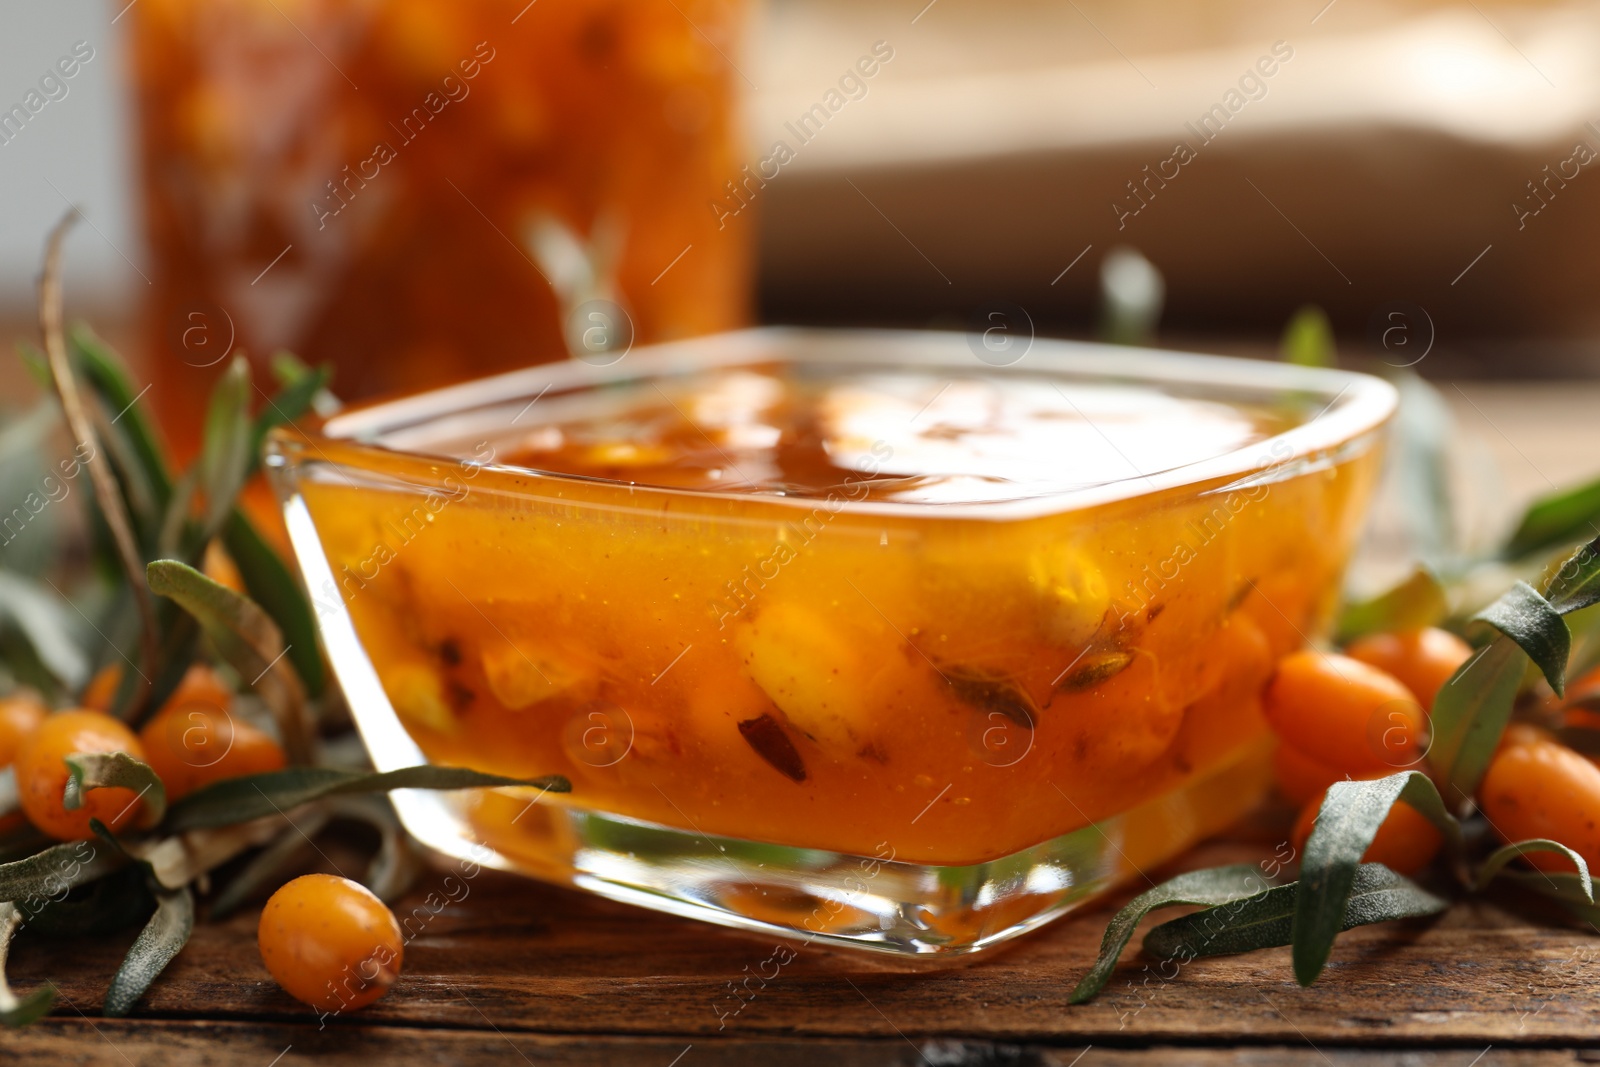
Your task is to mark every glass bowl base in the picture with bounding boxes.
[388,740,1272,959]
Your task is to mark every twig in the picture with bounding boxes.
[39,211,158,716]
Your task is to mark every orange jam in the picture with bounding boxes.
[289,360,1381,866]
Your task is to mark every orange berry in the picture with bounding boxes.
[1291,789,1443,876]
[1480,738,1600,874]
[1344,628,1473,711]
[0,691,47,767]
[138,704,287,800]
[259,874,404,1014]
[1499,722,1556,752]
[1272,741,1353,807]
[1264,651,1426,775]
[83,663,232,715]
[15,710,147,840]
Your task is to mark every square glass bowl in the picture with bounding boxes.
[265,328,1396,957]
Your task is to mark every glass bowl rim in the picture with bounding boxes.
[269,326,1398,520]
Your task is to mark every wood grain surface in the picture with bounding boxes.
[6,826,1600,1065]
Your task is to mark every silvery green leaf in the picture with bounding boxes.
[1474,581,1570,696]
[1504,475,1600,561]
[1474,840,1591,899]
[1336,567,1447,643]
[1291,772,1459,986]
[164,765,571,833]
[1068,864,1270,1004]
[1428,636,1526,802]
[103,885,193,1017]
[0,571,88,689]
[1143,863,1447,960]
[63,752,166,826]
[0,903,55,1027]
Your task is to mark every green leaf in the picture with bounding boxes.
[13,341,51,390]
[1281,305,1336,368]
[1544,534,1600,617]
[1474,839,1592,898]
[0,903,56,1027]
[0,840,124,917]
[208,816,330,920]
[222,510,324,696]
[1336,567,1447,644]
[70,325,174,503]
[103,885,193,1017]
[1495,868,1600,916]
[163,765,571,833]
[63,752,167,826]
[146,559,309,763]
[1143,863,1448,960]
[1474,581,1570,696]
[0,571,89,689]
[248,362,330,477]
[197,356,252,541]
[1386,371,1459,565]
[1067,864,1270,1004]
[1291,772,1460,986]
[1427,637,1527,802]
[1504,475,1600,561]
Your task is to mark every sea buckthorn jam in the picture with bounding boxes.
[280,346,1386,883]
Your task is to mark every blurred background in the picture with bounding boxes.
[3,0,1599,528]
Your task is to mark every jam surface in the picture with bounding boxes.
[499,367,1298,504]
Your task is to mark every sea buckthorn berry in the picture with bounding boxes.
[15,710,147,840]
[0,690,47,768]
[259,874,404,1014]
[1263,651,1426,774]
[138,704,287,800]
[1272,741,1378,807]
[1498,722,1555,752]
[1480,738,1600,873]
[1291,790,1443,876]
[1344,628,1474,711]
[83,663,232,715]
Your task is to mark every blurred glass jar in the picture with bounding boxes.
[128,0,752,453]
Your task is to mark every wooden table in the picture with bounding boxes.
[7,819,1599,1066]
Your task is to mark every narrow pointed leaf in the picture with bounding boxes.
[103,885,193,1017]
[1281,305,1336,368]
[248,362,330,475]
[0,840,122,902]
[208,816,329,919]
[1505,477,1600,561]
[0,571,89,689]
[1428,637,1527,801]
[70,324,174,503]
[1336,567,1447,643]
[1475,581,1570,696]
[1067,864,1271,1004]
[197,357,252,540]
[222,510,324,695]
[0,903,56,1027]
[1291,772,1459,986]
[1544,533,1600,617]
[63,752,167,825]
[146,559,310,763]
[1144,864,1448,960]
[163,765,571,832]
[1474,839,1592,898]
[1496,868,1599,912]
